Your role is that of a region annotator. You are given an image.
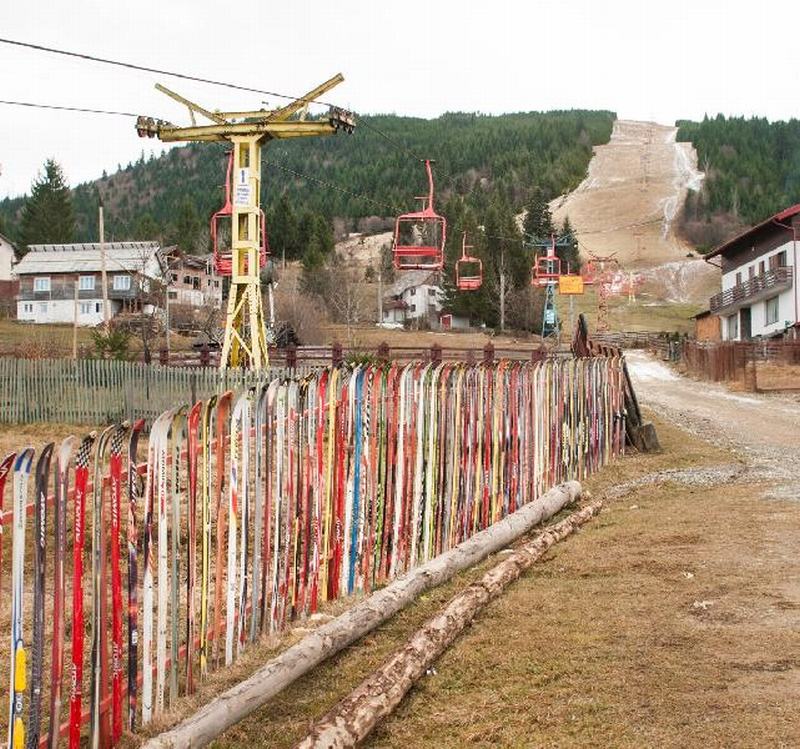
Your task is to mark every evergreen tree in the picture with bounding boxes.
[169,198,201,252]
[522,186,554,243]
[133,212,161,241]
[19,159,75,251]
[559,215,581,273]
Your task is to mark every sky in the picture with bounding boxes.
[0,0,798,200]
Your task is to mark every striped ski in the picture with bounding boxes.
[126,419,145,732]
[27,442,54,749]
[8,447,34,749]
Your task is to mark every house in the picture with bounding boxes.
[167,253,223,309]
[706,204,800,341]
[14,241,165,325]
[382,271,442,327]
[0,232,19,317]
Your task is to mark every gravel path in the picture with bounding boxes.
[627,351,800,498]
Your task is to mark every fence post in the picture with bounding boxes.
[430,343,442,364]
[159,347,168,366]
[377,341,390,362]
[199,344,210,368]
[331,342,343,367]
[483,342,494,365]
[286,343,297,370]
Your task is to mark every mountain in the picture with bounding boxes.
[0,110,615,249]
[676,114,800,250]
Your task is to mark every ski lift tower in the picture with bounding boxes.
[136,76,355,370]
[527,233,576,340]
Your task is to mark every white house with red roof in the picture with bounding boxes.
[706,204,800,340]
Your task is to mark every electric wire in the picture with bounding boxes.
[0,99,138,117]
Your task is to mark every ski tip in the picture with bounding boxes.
[14,447,35,472]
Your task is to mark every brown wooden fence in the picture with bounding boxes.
[682,340,800,388]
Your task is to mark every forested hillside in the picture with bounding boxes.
[0,110,614,254]
[677,114,800,249]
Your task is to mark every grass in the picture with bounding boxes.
[193,413,800,748]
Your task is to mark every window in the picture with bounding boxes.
[95,303,101,313]
[758,260,765,275]
[428,288,436,296]
[748,266,755,279]
[777,251,788,267]
[168,291,178,300]
[37,302,48,314]
[34,277,51,292]
[183,275,191,285]
[79,302,92,315]
[214,280,220,288]
[22,303,33,314]
[766,296,780,325]
[410,288,416,296]
[409,304,416,313]
[727,314,739,340]
[170,273,178,282]
[79,275,95,291]
[735,272,742,286]
[113,275,131,291]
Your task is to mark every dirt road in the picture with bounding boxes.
[627,350,800,498]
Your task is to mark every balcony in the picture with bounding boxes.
[710,267,793,314]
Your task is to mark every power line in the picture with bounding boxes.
[0,37,342,108]
[0,99,138,117]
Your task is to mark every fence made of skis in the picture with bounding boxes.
[0,357,625,747]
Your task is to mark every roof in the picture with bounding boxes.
[0,232,17,253]
[387,270,440,297]
[15,242,163,276]
[706,204,800,260]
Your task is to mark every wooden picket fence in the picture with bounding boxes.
[0,357,310,424]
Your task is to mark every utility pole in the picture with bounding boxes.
[72,281,78,359]
[99,196,110,330]
[377,267,383,324]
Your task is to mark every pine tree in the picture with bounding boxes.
[19,159,76,251]
[169,199,201,253]
[522,186,554,243]
[559,216,581,273]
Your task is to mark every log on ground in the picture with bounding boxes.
[141,481,581,749]
[297,500,603,749]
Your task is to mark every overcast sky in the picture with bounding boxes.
[1,0,797,200]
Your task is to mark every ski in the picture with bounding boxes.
[48,437,76,749]
[185,400,202,694]
[68,432,96,749]
[126,419,145,733]
[198,395,217,679]
[90,425,116,749]
[211,392,232,668]
[0,451,16,603]
[28,442,54,749]
[8,447,34,749]
[108,423,129,744]
[141,409,172,726]
[168,409,186,707]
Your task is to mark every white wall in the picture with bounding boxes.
[400,283,442,319]
[0,238,16,281]
[16,298,120,326]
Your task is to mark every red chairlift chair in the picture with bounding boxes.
[455,232,482,291]
[531,253,562,287]
[210,150,269,276]
[392,159,447,271]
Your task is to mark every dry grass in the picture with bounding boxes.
[199,415,800,748]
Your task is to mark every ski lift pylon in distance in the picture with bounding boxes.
[392,159,446,271]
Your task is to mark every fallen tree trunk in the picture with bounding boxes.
[141,481,581,749]
[296,499,602,749]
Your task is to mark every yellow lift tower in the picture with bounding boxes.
[136,76,355,370]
